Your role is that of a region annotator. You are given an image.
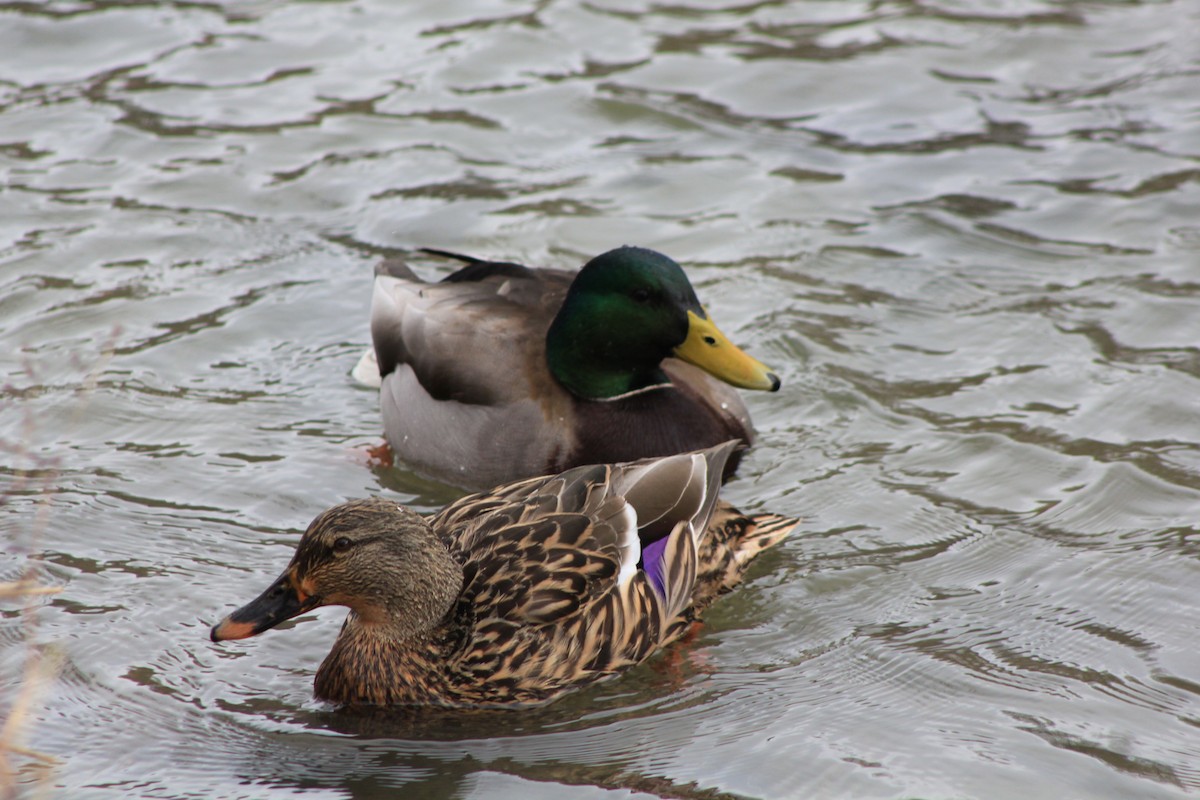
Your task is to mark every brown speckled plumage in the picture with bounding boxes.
[211,442,796,708]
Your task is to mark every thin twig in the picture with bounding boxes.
[1,331,119,799]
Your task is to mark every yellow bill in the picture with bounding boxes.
[673,310,780,392]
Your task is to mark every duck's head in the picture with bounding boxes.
[210,498,461,643]
[545,246,781,400]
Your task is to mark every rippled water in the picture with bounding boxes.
[3,0,1199,798]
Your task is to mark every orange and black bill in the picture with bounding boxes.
[210,569,319,642]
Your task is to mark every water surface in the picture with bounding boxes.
[2,0,1199,798]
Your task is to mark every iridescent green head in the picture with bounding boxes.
[545,246,780,400]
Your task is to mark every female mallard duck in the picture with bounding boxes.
[360,246,780,490]
[210,442,796,708]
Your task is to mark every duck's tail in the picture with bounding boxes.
[418,247,485,265]
[375,256,421,280]
[686,505,797,613]
[734,512,798,567]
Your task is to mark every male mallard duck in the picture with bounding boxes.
[210,442,796,708]
[360,246,781,490]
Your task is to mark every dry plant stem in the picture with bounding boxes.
[1,333,117,799]
[0,454,64,799]
[0,646,62,794]
[0,584,61,600]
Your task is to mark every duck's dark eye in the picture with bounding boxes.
[332,536,353,553]
[631,288,652,304]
